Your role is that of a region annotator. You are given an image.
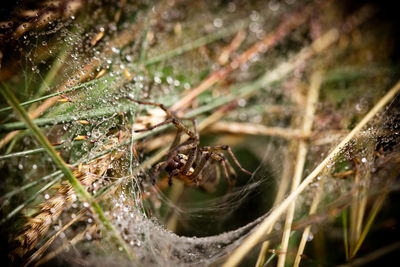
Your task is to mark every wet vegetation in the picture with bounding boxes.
[0,0,399,266]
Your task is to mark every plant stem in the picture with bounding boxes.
[0,141,84,160]
[277,71,322,267]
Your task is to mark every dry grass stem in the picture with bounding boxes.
[293,169,327,267]
[222,79,400,267]
[255,140,297,266]
[171,4,314,112]
[205,121,309,139]
[277,71,322,267]
[217,30,247,65]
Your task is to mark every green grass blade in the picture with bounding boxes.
[0,80,136,261]
[342,209,350,260]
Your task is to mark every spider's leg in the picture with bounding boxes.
[182,146,198,175]
[179,118,200,175]
[170,129,182,150]
[126,97,174,117]
[170,118,197,139]
[170,138,197,153]
[134,118,174,132]
[190,151,210,181]
[209,153,232,187]
[210,152,234,187]
[127,97,198,139]
[225,159,238,180]
[152,161,166,185]
[168,169,181,186]
[202,145,252,175]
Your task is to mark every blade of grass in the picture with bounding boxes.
[350,182,390,259]
[350,143,374,256]
[343,208,350,260]
[139,18,151,64]
[339,242,400,267]
[143,17,250,66]
[0,141,84,160]
[1,173,63,202]
[0,101,130,132]
[0,81,136,261]
[0,75,111,113]
[0,174,62,225]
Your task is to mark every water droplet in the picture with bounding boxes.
[86,232,92,240]
[238,99,247,107]
[154,76,162,84]
[268,0,280,11]
[227,2,236,12]
[307,232,314,241]
[213,18,223,28]
[250,11,259,21]
[112,47,120,54]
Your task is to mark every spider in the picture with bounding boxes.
[127,97,252,189]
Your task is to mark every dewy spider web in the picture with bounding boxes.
[2,1,400,266]
[110,186,270,267]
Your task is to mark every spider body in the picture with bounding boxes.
[165,154,189,175]
[127,97,252,188]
